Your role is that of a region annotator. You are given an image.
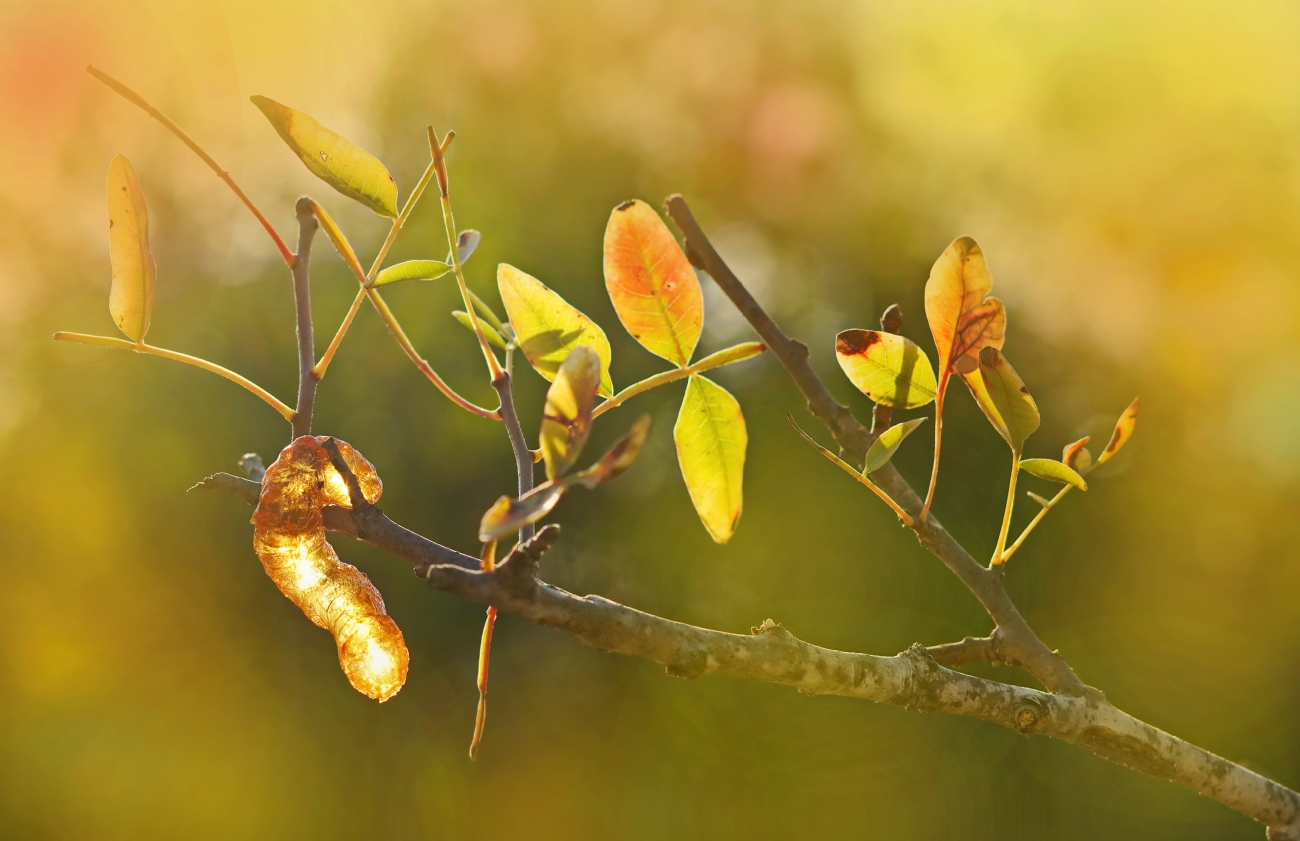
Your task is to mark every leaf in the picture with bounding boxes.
[540,347,602,480]
[924,237,1006,391]
[371,260,453,288]
[1020,458,1088,490]
[1096,398,1140,467]
[572,414,652,489]
[479,484,566,543]
[976,347,1040,453]
[674,375,746,543]
[106,154,155,343]
[251,96,399,218]
[450,229,481,265]
[478,415,651,542]
[864,418,929,474]
[1062,436,1093,473]
[498,263,613,397]
[835,330,937,409]
[452,311,507,349]
[603,199,703,367]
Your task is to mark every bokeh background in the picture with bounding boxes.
[2,0,1299,838]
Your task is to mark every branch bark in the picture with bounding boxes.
[194,471,1300,837]
[290,199,320,440]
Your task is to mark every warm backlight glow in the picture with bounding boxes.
[251,436,408,701]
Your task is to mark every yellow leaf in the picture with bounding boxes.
[864,418,928,474]
[1019,458,1088,490]
[674,375,746,543]
[603,199,703,367]
[372,260,453,288]
[106,154,155,343]
[540,347,601,480]
[497,263,613,397]
[835,329,937,409]
[251,96,399,218]
[478,484,566,543]
[1096,398,1140,467]
[924,237,1006,393]
[1062,436,1092,473]
[976,347,1040,453]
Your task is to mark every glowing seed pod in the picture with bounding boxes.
[251,436,408,701]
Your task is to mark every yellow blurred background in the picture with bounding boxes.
[3,0,1299,838]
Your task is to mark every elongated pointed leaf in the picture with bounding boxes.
[1062,436,1092,473]
[835,330,937,409]
[675,375,746,543]
[1020,458,1088,490]
[572,414,652,489]
[371,260,453,288]
[864,418,928,474]
[925,237,1005,395]
[541,347,601,480]
[604,199,702,367]
[452,311,507,349]
[479,484,566,542]
[106,154,155,342]
[976,347,1039,453]
[1096,398,1140,467]
[251,96,398,218]
[498,263,613,397]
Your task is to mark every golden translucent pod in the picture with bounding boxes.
[251,436,408,701]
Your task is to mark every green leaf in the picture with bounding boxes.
[834,330,937,409]
[106,154,155,343]
[452,311,507,349]
[674,375,746,543]
[1019,458,1088,490]
[976,347,1040,453]
[1096,398,1140,468]
[369,260,453,288]
[864,418,928,474]
[498,263,613,398]
[540,347,601,480]
[251,96,399,218]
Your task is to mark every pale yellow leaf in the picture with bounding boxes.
[674,375,746,543]
[497,263,613,397]
[106,154,155,343]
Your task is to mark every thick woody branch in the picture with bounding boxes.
[291,200,320,440]
[194,472,1300,838]
[662,195,1089,699]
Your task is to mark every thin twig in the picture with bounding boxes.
[291,199,319,439]
[592,342,766,419]
[493,372,535,543]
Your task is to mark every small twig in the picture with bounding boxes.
[321,437,370,512]
[493,372,536,543]
[591,343,766,419]
[1002,483,1073,563]
[872,304,903,435]
[291,199,320,439]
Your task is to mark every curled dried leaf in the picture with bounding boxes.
[1062,436,1092,473]
[252,436,407,702]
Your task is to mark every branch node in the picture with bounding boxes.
[321,437,370,513]
[499,524,561,584]
[665,649,708,680]
[1013,696,1049,735]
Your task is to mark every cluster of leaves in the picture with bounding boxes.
[801,237,1138,565]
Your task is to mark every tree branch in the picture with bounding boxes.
[662,194,1090,699]
[291,199,320,440]
[194,473,1300,838]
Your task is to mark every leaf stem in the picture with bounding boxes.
[919,387,945,523]
[53,332,294,421]
[469,604,497,760]
[86,66,295,267]
[592,342,765,419]
[788,415,914,527]
[312,159,438,379]
[429,127,503,382]
[991,450,1021,567]
[1001,484,1073,563]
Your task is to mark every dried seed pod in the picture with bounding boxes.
[251,436,408,701]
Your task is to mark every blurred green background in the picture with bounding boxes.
[3,0,1300,838]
